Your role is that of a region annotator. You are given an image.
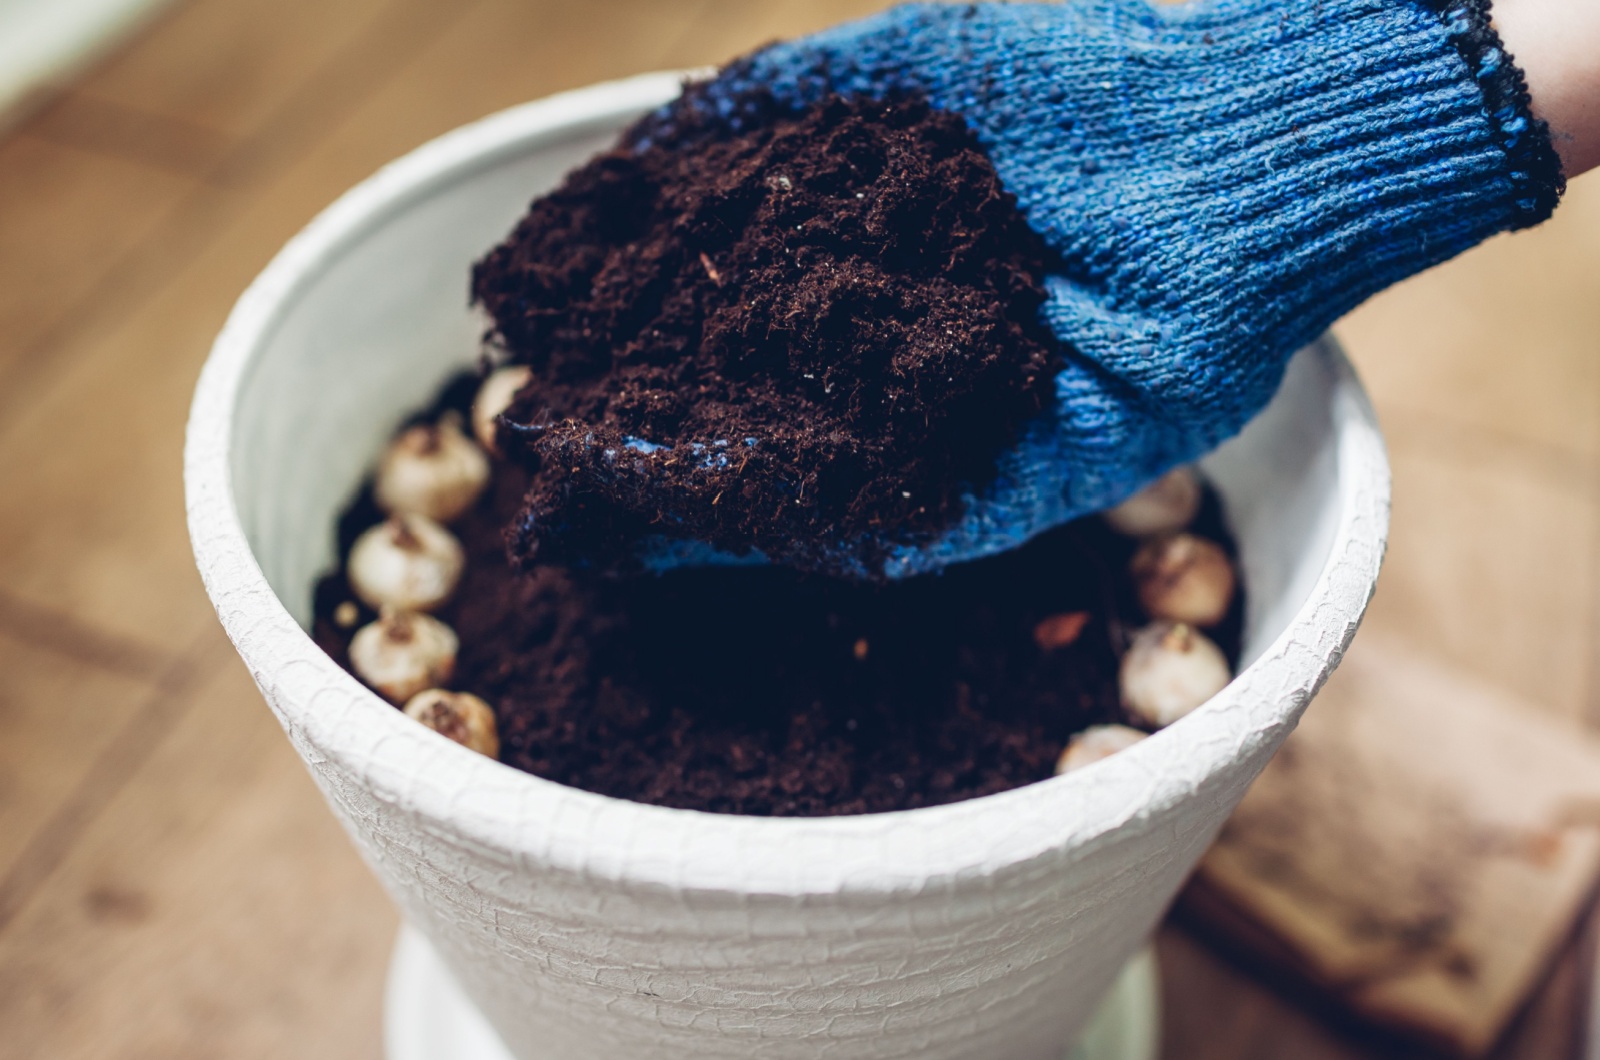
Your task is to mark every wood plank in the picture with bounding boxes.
[1158,926,1364,1060]
[27,90,234,179]
[1159,918,1592,1060]
[0,259,244,651]
[1190,640,1600,1054]
[0,631,222,938]
[1340,177,1600,465]
[0,630,158,880]
[1334,174,1600,726]
[0,4,538,652]
[1354,427,1600,721]
[67,0,402,139]
[279,0,714,169]
[0,639,395,1060]
[0,0,777,652]
[1496,914,1591,1060]
[0,590,169,680]
[232,0,904,188]
[0,132,200,368]
[0,0,480,428]
[0,0,174,128]
[661,0,898,69]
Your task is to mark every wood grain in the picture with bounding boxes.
[0,133,198,379]
[1340,177,1600,724]
[0,629,158,879]
[0,0,1595,1057]
[0,639,395,1060]
[67,0,401,141]
[1189,641,1600,1055]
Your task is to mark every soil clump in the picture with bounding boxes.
[470,91,1062,577]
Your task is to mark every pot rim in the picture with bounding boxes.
[185,71,1390,897]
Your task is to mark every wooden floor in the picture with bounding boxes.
[0,1,1597,1057]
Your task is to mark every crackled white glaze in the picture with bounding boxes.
[184,73,1390,1060]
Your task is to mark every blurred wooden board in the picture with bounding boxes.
[1158,907,1599,1060]
[1186,641,1600,1056]
[0,0,173,127]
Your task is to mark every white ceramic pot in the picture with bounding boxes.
[185,72,1390,1060]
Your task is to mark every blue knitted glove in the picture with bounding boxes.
[634,0,1562,579]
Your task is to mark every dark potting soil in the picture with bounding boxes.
[312,373,1244,816]
[312,93,1241,815]
[470,91,1063,578]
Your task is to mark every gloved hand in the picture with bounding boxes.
[633,0,1563,578]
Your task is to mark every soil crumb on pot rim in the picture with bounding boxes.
[470,91,1063,578]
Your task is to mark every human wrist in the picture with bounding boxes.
[1491,0,1600,175]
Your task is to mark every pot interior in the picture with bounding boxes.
[230,99,1342,677]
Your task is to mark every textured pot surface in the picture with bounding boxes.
[185,73,1391,1060]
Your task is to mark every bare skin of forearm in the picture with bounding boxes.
[1493,0,1600,176]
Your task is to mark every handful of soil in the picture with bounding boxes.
[471,91,1063,577]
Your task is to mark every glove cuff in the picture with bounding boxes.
[1022,0,1569,381]
[1420,0,1564,226]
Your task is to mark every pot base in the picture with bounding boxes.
[384,926,1160,1060]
